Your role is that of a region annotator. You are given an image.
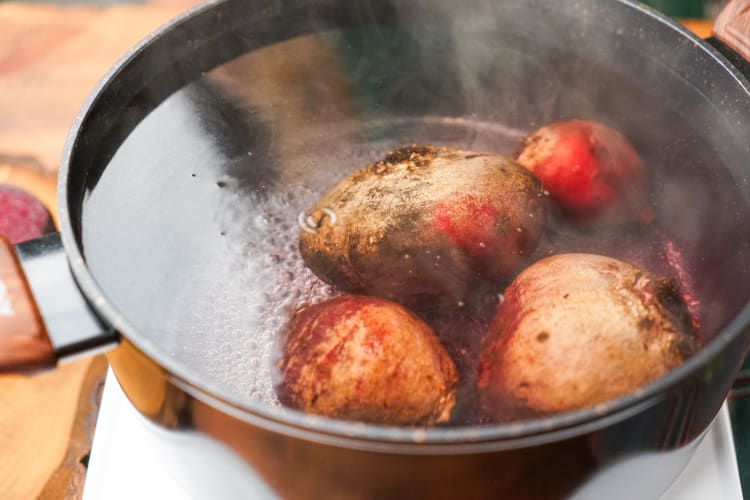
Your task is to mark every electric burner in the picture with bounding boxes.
[83,370,742,499]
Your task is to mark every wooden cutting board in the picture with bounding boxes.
[0,3,715,498]
[0,3,200,499]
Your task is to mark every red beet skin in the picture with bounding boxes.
[277,295,458,425]
[433,194,503,256]
[432,191,540,281]
[515,120,649,223]
[0,184,55,243]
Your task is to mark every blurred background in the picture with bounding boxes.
[1,0,735,16]
[642,0,727,17]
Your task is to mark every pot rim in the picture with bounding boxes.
[57,0,750,450]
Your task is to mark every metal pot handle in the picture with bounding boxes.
[712,0,750,66]
[0,233,117,373]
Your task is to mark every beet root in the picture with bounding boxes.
[477,253,698,421]
[277,295,458,425]
[515,120,649,224]
[299,145,546,305]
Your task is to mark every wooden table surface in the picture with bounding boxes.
[0,3,200,499]
[0,6,715,499]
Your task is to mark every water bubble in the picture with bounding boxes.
[254,214,270,228]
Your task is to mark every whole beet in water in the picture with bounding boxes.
[515,120,649,224]
[477,253,698,421]
[277,295,458,425]
[299,146,546,305]
[0,184,55,243]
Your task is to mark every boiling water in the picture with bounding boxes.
[80,80,526,407]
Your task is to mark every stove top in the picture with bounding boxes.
[83,370,742,499]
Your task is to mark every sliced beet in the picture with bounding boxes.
[0,184,55,243]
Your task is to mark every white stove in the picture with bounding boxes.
[83,370,743,500]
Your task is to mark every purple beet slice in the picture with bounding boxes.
[0,184,55,243]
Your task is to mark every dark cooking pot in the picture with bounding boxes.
[3,0,750,498]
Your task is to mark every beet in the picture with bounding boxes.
[299,146,546,305]
[277,295,458,425]
[477,253,698,421]
[515,120,649,223]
